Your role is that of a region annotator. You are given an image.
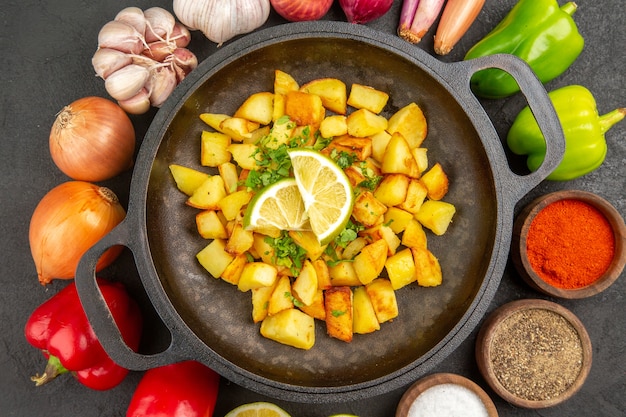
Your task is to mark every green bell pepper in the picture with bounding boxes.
[464,0,584,99]
[507,85,625,181]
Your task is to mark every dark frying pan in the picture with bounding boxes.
[76,22,564,403]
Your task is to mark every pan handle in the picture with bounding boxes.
[75,220,188,371]
[448,54,565,202]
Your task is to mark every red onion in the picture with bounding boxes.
[339,0,394,24]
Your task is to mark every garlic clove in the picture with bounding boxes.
[171,48,198,74]
[92,48,133,79]
[146,66,178,107]
[114,6,147,36]
[131,54,160,69]
[171,23,192,48]
[98,20,146,54]
[105,64,150,101]
[143,41,176,62]
[118,88,151,115]
[144,7,176,43]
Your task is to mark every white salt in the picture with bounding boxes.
[407,383,489,417]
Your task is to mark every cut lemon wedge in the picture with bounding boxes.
[243,178,309,231]
[224,402,292,417]
[288,148,354,245]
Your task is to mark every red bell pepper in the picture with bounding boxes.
[25,278,142,390]
[127,361,221,417]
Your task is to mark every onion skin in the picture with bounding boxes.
[339,0,394,24]
[49,97,135,182]
[434,0,485,55]
[29,181,126,285]
[270,0,333,22]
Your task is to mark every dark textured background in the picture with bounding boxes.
[1,1,624,416]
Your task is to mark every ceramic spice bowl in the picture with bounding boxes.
[475,299,592,409]
[395,373,498,417]
[511,190,626,299]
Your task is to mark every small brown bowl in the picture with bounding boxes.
[395,373,498,417]
[476,299,592,409]
[512,190,626,299]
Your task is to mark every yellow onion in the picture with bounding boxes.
[49,96,135,182]
[29,181,126,285]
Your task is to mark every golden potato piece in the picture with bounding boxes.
[219,117,260,142]
[300,77,347,115]
[196,210,227,240]
[365,279,398,324]
[169,164,209,196]
[284,91,325,127]
[383,206,414,234]
[186,175,226,210]
[415,200,456,236]
[196,239,234,278]
[385,248,416,290]
[274,69,300,95]
[292,260,318,307]
[234,91,274,125]
[412,247,442,287]
[374,173,410,207]
[298,289,326,321]
[381,132,419,178]
[346,108,388,137]
[353,238,388,285]
[324,286,353,343]
[401,218,428,249]
[387,102,427,148]
[420,162,449,200]
[260,308,315,350]
[352,286,380,334]
[268,275,294,315]
[319,115,348,138]
[199,113,229,132]
[348,83,389,114]
[352,190,387,227]
[237,262,278,292]
[221,253,247,286]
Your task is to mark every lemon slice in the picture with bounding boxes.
[224,402,291,417]
[243,178,309,231]
[287,148,354,245]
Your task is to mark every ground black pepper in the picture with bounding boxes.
[490,308,583,401]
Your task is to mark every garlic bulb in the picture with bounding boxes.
[92,7,199,114]
[173,0,271,46]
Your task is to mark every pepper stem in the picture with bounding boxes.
[561,2,578,16]
[31,355,69,387]
[599,108,626,134]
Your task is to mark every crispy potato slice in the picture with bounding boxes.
[324,286,353,342]
[221,253,248,286]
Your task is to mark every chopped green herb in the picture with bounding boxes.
[331,309,347,317]
[265,232,307,276]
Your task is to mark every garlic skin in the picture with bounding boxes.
[93,7,199,113]
[173,0,271,46]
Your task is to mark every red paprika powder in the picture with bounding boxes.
[526,199,615,289]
